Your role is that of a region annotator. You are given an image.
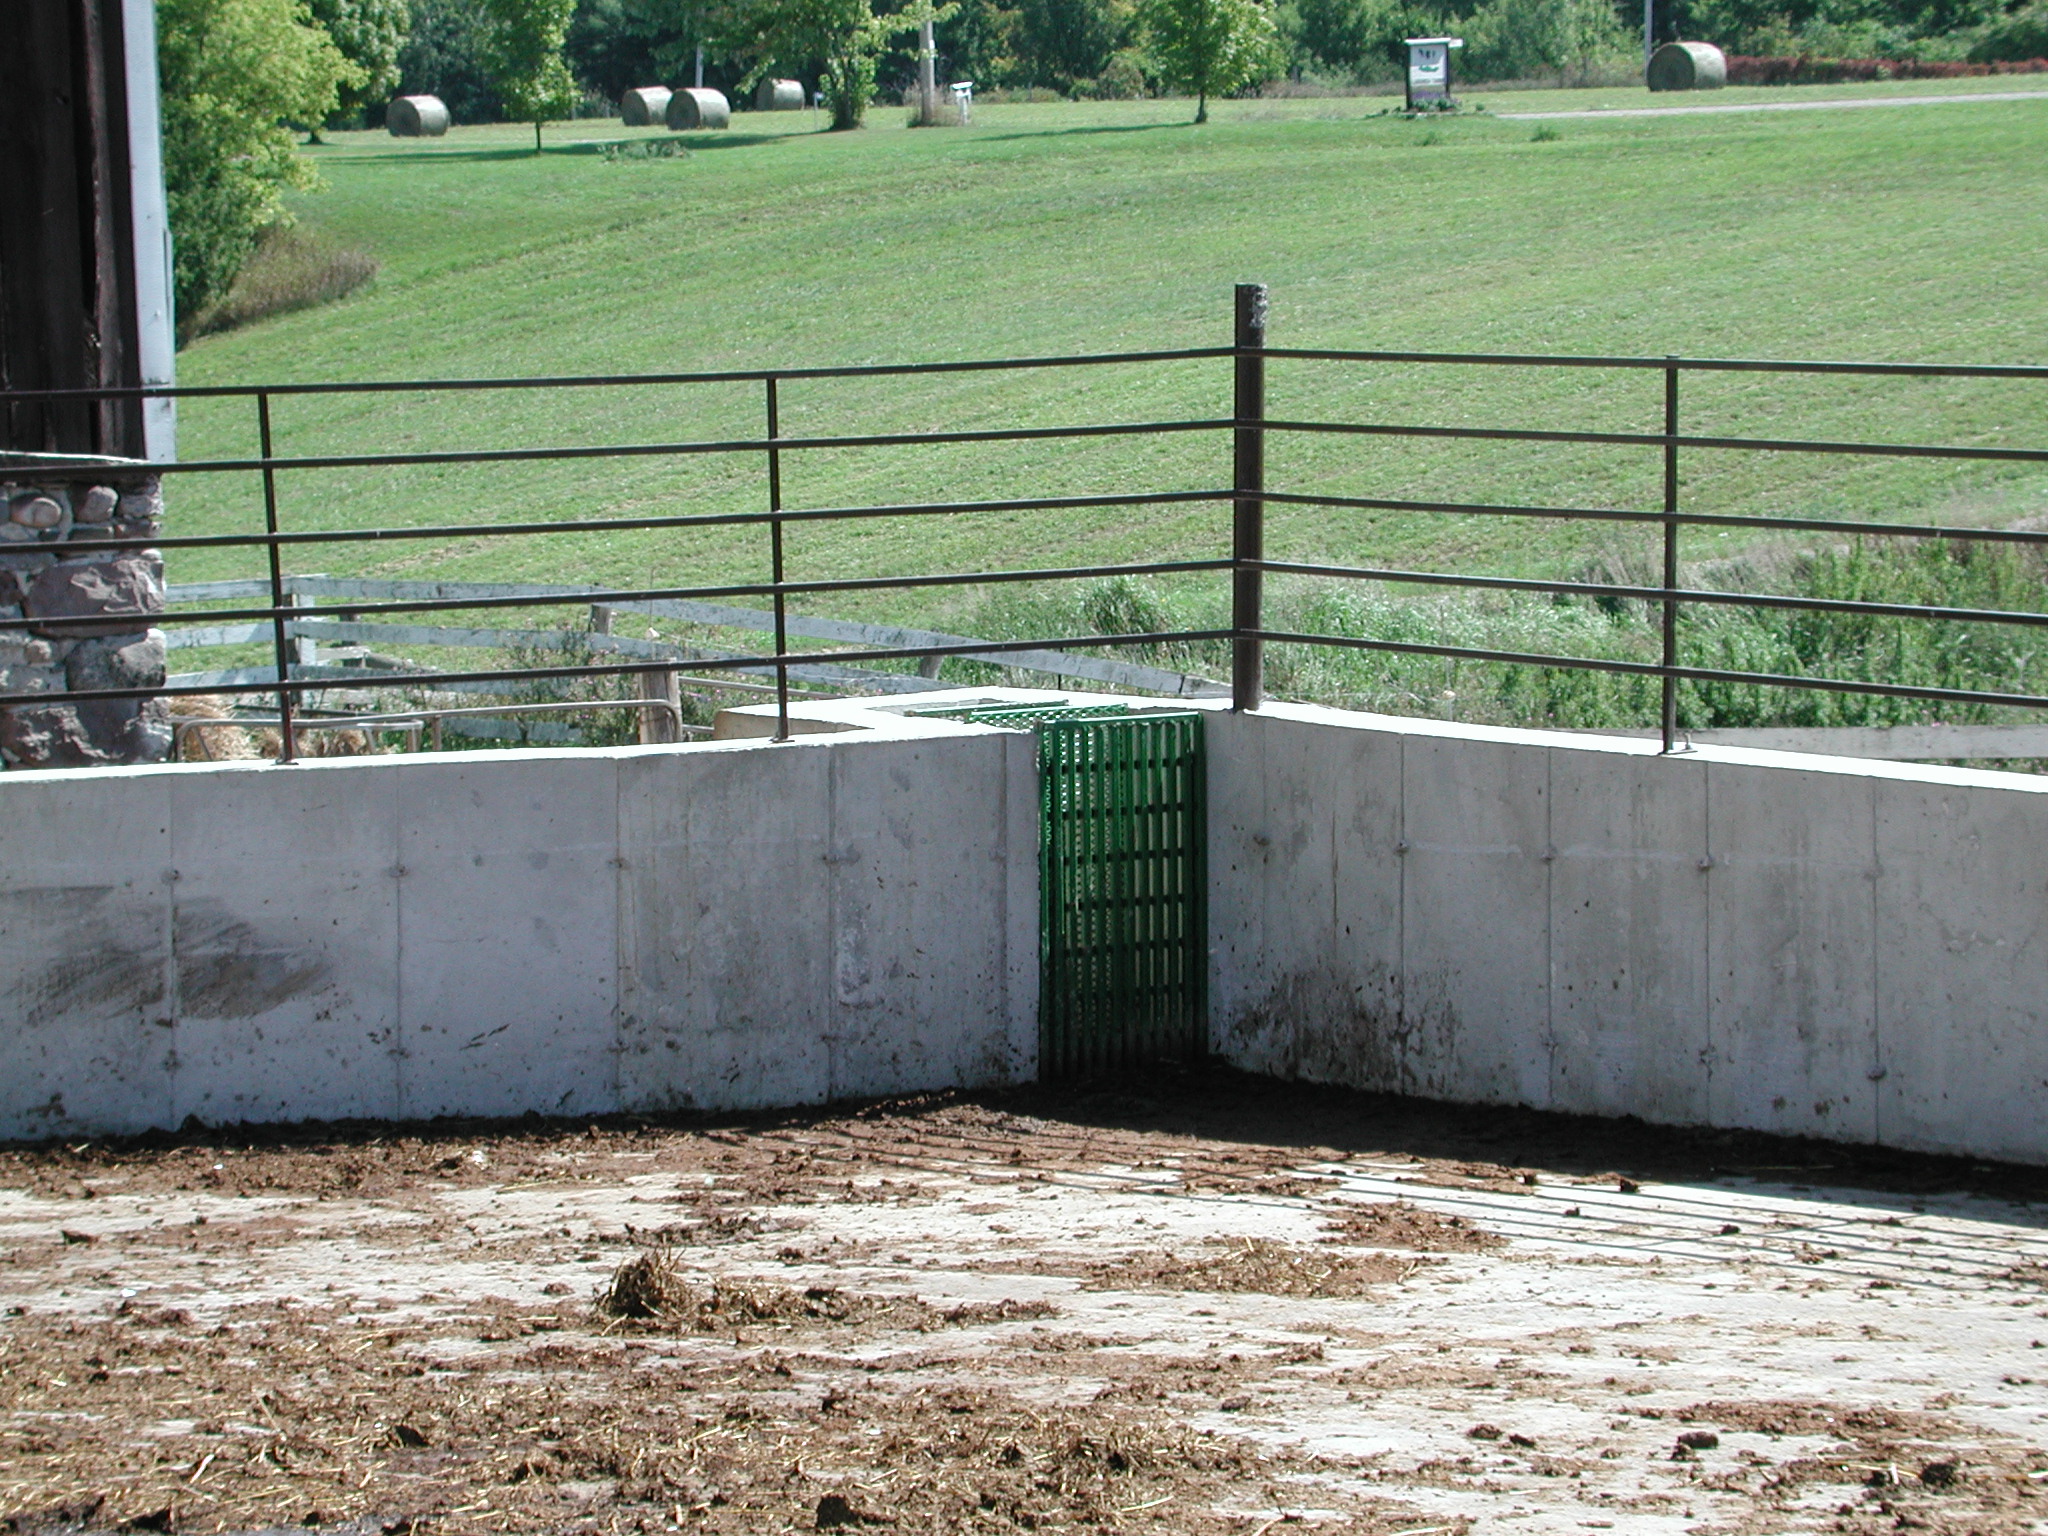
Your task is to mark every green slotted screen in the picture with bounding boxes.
[1036,712,1207,1079]
[919,701,1208,1077]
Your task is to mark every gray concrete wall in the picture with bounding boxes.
[9,685,2047,1164]
[0,721,1038,1140]
[1209,703,2048,1165]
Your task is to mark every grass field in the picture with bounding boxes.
[163,81,2048,720]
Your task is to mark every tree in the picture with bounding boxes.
[1137,0,1277,118]
[712,0,891,127]
[1015,0,1131,85]
[157,0,358,321]
[1286,0,1439,77]
[479,0,580,150]
[307,0,412,124]
[397,0,504,121]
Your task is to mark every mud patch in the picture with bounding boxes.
[1321,1198,1505,1252]
[1087,1237,1427,1297]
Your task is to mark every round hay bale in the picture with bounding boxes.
[387,94,451,136]
[619,86,673,126]
[755,77,805,111]
[1646,41,1728,91]
[666,86,731,130]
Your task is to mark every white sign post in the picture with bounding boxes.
[1403,36,1462,113]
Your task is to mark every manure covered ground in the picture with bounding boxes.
[4,1069,2047,1535]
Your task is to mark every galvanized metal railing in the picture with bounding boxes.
[3,281,2046,761]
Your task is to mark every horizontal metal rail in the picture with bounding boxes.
[1252,558,2048,630]
[1252,629,2048,712]
[1257,346,2048,380]
[1264,416,2048,463]
[7,630,1237,710]
[1261,489,2048,546]
[41,489,1235,556]
[32,416,1231,479]
[0,559,1235,640]
[0,346,1235,403]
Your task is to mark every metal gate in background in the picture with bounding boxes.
[934,703,1207,1079]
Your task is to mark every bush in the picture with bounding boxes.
[181,226,378,340]
[1726,50,2048,79]
[1970,2,2048,59]
[1076,46,1154,91]
[1457,0,1633,81]
[1262,537,2048,733]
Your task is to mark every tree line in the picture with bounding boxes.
[160,0,2046,325]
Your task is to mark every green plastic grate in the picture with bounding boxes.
[923,701,1208,1078]
[1035,711,1206,1078]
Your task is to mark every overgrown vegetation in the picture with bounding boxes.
[157,0,359,318]
[180,225,379,340]
[974,538,2048,733]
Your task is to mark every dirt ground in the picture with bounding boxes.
[4,1067,2047,1536]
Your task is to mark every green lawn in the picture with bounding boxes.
[167,83,2048,663]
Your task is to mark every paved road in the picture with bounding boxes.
[1497,87,2048,120]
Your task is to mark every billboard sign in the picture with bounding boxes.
[1404,37,1462,111]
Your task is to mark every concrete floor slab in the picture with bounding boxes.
[4,1074,2044,1535]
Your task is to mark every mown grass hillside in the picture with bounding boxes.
[165,86,2048,725]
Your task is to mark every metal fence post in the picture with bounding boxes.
[1233,283,1267,713]
[766,376,791,742]
[256,391,297,763]
[1660,360,1681,753]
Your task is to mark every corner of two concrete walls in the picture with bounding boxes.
[5,705,2045,1165]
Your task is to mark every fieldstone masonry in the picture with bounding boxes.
[0,472,169,769]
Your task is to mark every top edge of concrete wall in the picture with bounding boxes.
[1232,699,2048,794]
[6,689,2045,797]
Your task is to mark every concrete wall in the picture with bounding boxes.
[1209,703,2048,1165]
[8,683,2048,1164]
[0,718,1037,1140]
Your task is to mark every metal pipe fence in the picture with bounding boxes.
[3,282,2045,761]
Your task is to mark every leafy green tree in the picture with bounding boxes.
[157,0,358,321]
[307,0,411,124]
[1459,0,1626,81]
[1969,0,2048,58]
[397,0,503,121]
[479,0,580,150]
[568,0,677,99]
[1015,0,1131,84]
[934,0,1021,85]
[712,0,892,127]
[1136,0,1278,118]
[1286,0,1435,75]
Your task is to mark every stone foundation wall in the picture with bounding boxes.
[0,472,169,770]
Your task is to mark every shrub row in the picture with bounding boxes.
[1725,53,2048,83]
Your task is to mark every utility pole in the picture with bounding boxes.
[1644,0,1654,70]
[918,2,937,121]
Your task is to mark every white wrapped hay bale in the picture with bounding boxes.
[666,87,731,129]
[1646,42,1728,91]
[387,94,451,136]
[755,78,804,111]
[620,86,673,126]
